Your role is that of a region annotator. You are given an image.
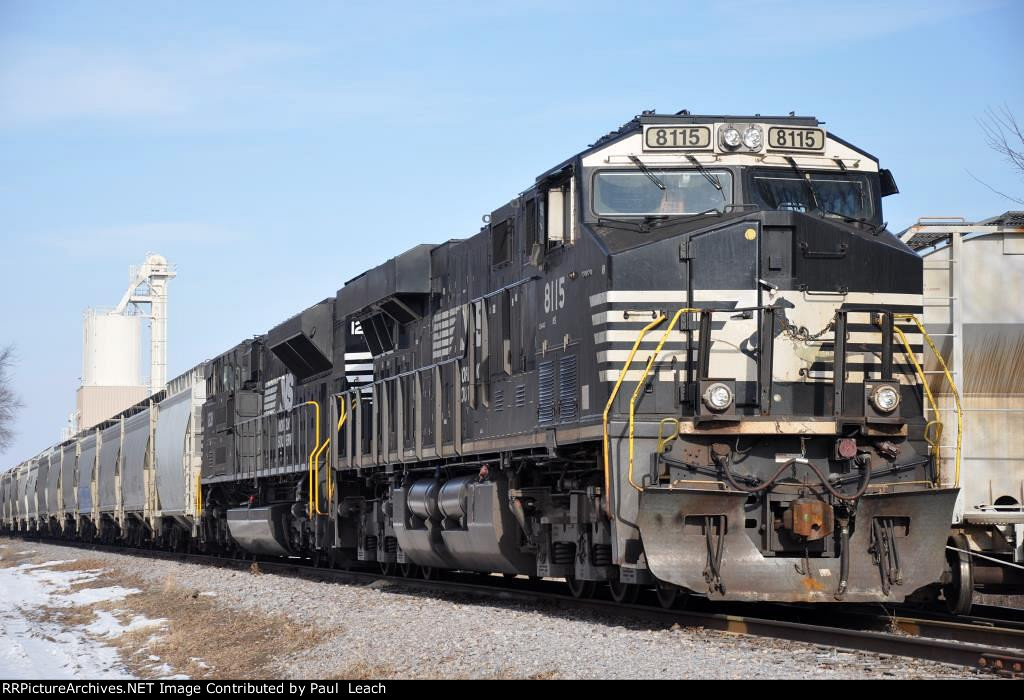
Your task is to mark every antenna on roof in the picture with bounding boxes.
[675,109,690,116]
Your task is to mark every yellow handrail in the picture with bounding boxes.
[303,401,323,517]
[327,395,350,503]
[309,439,331,516]
[656,417,681,455]
[194,471,202,515]
[628,308,700,491]
[892,313,963,488]
[337,394,348,431]
[602,314,667,513]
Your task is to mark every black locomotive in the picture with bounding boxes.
[4,113,960,606]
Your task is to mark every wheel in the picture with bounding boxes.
[944,534,974,615]
[399,562,420,578]
[655,581,685,609]
[566,574,597,599]
[380,562,396,576]
[608,578,641,604]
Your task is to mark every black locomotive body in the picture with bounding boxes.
[2,113,961,607]
[192,113,957,604]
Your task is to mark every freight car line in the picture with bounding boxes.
[15,536,1024,676]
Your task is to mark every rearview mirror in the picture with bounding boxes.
[879,169,899,197]
[529,242,546,268]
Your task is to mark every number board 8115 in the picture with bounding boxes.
[767,127,826,152]
[643,125,712,150]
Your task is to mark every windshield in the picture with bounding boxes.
[593,169,732,216]
[749,172,873,220]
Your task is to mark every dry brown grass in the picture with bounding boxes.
[34,603,96,628]
[0,542,39,568]
[3,548,330,679]
[44,558,110,573]
[101,572,329,679]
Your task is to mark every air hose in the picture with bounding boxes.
[718,455,873,502]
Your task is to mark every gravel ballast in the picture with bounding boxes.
[0,538,988,679]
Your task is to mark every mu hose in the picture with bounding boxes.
[720,456,872,502]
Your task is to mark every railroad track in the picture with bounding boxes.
[8,535,1024,677]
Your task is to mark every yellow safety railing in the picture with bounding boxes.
[303,401,324,517]
[194,472,202,515]
[326,394,350,504]
[602,314,666,513]
[891,313,963,488]
[309,440,330,516]
[309,394,352,515]
[627,309,700,492]
[657,417,681,455]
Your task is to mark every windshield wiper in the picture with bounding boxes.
[629,155,667,190]
[784,156,821,210]
[647,208,725,228]
[817,209,885,233]
[597,208,725,234]
[686,154,723,193]
[597,216,655,233]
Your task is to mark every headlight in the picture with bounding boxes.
[702,382,734,412]
[721,127,741,148]
[742,126,763,150]
[870,385,900,413]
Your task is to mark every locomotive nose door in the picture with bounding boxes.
[686,222,761,410]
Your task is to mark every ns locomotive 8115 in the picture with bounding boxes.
[3,112,964,608]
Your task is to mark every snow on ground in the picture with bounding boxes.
[0,560,157,679]
[85,611,165,640]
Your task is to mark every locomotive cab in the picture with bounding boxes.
[575,114,958,602]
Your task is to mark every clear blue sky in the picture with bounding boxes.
[1,0,1021,465]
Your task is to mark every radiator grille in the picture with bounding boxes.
[559,354,578,423]
[538,361,555,424]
